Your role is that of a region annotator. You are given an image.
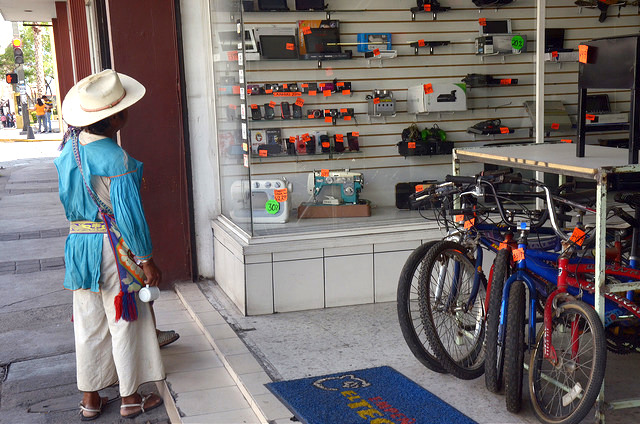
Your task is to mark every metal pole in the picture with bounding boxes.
[12,22,34,140]
[535,0,545,208]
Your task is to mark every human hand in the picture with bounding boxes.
[142,258,162,287]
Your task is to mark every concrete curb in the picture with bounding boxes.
[156,380,182,424]
[174,282,292,424]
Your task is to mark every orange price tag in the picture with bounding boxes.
[337,82,345,87]
[352,132,359,137]
[424,4,431,11]
[309,90,317,96]
[324,116,333,123]
[552,51,558,58]
[340,108,348,113]
[512,248,525,262]
[418,39,425,47]
[455,215,464,222]
[586,114,596,121]
[301,83,309,88]
[232,86,241,94]
[250,104,258,109]
[415,184,424,192]
[561,139,572,143]
[295,98,304,107]
[323,90,331,97]
[274,188,288,202]
[342,89,351,95]
[269,101,276,108]
[570,227,586,246]
[302,133,310,141]
[259,150,268,157]
[282,84,288,89]
[373,97,380,104]
[500,79,512,85]
[286,43,294,51]
[227,51,238,61]
[218,87,227,92]
[464,218,475,230]
[579,45,589,64]
[373,48,380,56]
[336,134,344,142]
[551,123,560,130]
[228,104,237,110]
[302,26,312,35]
[324,109,331,115]
[344,116,352,121]
[423,83,433,94]
[322,141,330,148]
[499,242,508,250]
[289,136,296,143]
[479,18,487,26]
[308,114,314,119]
[408,142,416,149]
[265,89,273,94]
[321,169,329,177]
[500,127,509,134]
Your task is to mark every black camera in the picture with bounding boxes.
[307,109,324,119]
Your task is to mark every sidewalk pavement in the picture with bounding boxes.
[2,159,639,424]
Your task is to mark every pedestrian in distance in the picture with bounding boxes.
[32,98,47,133]
[55,69,165,420]
[43,95,53,132]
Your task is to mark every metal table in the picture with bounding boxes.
[452,142,640,423]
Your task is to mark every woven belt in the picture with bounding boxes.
[69,221,107,234]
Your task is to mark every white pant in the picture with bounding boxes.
[73,234,165,396]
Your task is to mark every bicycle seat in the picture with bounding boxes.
[615,192,640,210]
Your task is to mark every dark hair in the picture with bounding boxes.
[86,117,112,135]
[37,98,43,106]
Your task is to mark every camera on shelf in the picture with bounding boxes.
[301,82,318,94]
[247,84,264,95]
[307,109,324,119]
[264,83,283,93]
[338,108,354,119]
[287,83,299,92]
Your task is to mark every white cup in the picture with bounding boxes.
[139,284,160,303]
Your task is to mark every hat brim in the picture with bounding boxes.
[62,73,146,127]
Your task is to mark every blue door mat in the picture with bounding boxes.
[266,366,477,424]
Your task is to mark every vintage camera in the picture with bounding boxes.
[286,83,299,92]
[338,108,355,119]
[247,84,264,95]
[264,83,282,93]
[307,109,324,119]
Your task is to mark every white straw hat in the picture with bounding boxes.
[62,69,146,127]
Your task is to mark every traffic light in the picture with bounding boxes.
[5,73,18,84]
[12,39,23,65]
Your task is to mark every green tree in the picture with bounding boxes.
[0,24,53,91]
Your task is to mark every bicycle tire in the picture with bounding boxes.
[504,280,526,413]
[485,248,511,392]
[420,240,487,380]
[397,240,446,373]
[528,301,607,424]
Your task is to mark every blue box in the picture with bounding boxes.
[357,33,392,52]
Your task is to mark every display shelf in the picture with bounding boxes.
[251,150,362,162]
[452,142,640,423]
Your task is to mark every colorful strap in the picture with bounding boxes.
[69,221,107,234]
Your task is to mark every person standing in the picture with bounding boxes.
[55,69,165,420]
[32,98,46,133]
[43,95,53,132]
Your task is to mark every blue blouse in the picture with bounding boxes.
[54,136,153,292]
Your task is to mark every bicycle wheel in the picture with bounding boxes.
[528,301,607,424]
[485,248,511,393]
[504,280,526,413]
[397,240,446,373]
[420,240,487,380]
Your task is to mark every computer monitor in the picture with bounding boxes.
[479,19,512,35]
[296,0,325,10]
[545,28,565,52]
[304,27,341,53]
[258,0,289,11]
[260,35,298,59]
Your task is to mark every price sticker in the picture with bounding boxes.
[424,4,431,11]
[232,86,241,94]
[579,45,589,64]
[511,35,524,51]
[274,188,288,202]
[552,51,559,58]
[373,48,380,56]
[302,26,312,35]
[227,51,238,61]
[455,215,464,222]
[302,133,310,141]
[289,136,296,144]
[286,43,295,51]
[321,169,329,177]
[340,108,348,113]
[479,18,487,26]
[512,248,525,262]
[319,83,325,89]
[325,116,333,123]
[570,227,586,246]
[499,242,508,250]
[418,39,425,47]
[282,84,288,89]
[373,97,380,104]
[265,89,273,94]
[323,90,331,97]
[265,199,280,214]
[586,114,596,121]
[500,79,512,85]
[336,134,344,142]
[301,83,309,88]
[337,82,345,87]
[344,116,352,121]
[423,83,433,94]
[250,104,258,109]
[228,104,237,110]
[269,101,276,108]
[561,139,572,143]
[415,184,424,192]
[464,218,475,230]
[551,123,560,130]
[308,114,315,119]
[500,127,509,134]
[259,150,268,157]
[342,89,351,95]
[322,141,330,148]
[352,132,359,137]
[218,87,227,92]
[324,109,331,115]
[408,142,416,149]
[309,90,317,96]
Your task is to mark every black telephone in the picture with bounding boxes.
[251,105,262,120]
[263,103,275,120]
[292,104,303,119]
[280,102,291,119]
